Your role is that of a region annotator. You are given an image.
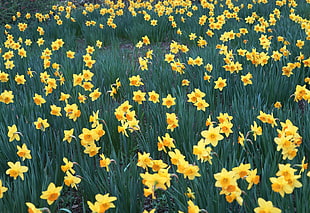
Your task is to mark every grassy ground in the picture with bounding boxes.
[0,0,309,212]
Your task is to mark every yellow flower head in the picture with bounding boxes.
[201,125,224,147]
[15,74,26,85]
[251,121,262,141]
[162,94,176,108]
[142,35,150,45]
[0,180,8,198]
[50,104,62,116]
[148,91,160,103]
[89,88,102,101]
[16,143,32,161]
[274,101,282,109]
[168,149,185,166]
[59,93,71,103]
[6,161,28,180]
[0,71,9,82]
[99,154,112,172]
[87,193,117,213]
[132,90,146,104]
[129,75,144,86]
[40,182,62,205]
[232,163,251,179]
[63,129,75,143]
[33,93,46,107]
[166,113,179,132]
[181,79,190,86]
[270,176,294,197]
[8,124,21,142]
[79,128,99,146]
[0,90,14,104]
[137,152,153,170]
[84,143,101,157]
[254,198,281,213]
[66,50,75,59]
[214,77,227,91]
[61,157,75,174]
[25,202,41,213]
[64,172,81,189]
[34,117,50,131]
[187,200,200,213]
[246,169,260,190]
[241,73,253,86]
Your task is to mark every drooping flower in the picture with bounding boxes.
[251,121,262,141]
[246,169,260,190]
[61,157,75,174]
[64,172,81,189]
[63,129,75,143]
[99,154,112,172]
[7,124,21,142]
[185,187,195,200]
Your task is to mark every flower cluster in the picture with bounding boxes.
[274,120,302,160]
[115,101,140,137]
[214,164,260,205]
[270,164,302,197]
